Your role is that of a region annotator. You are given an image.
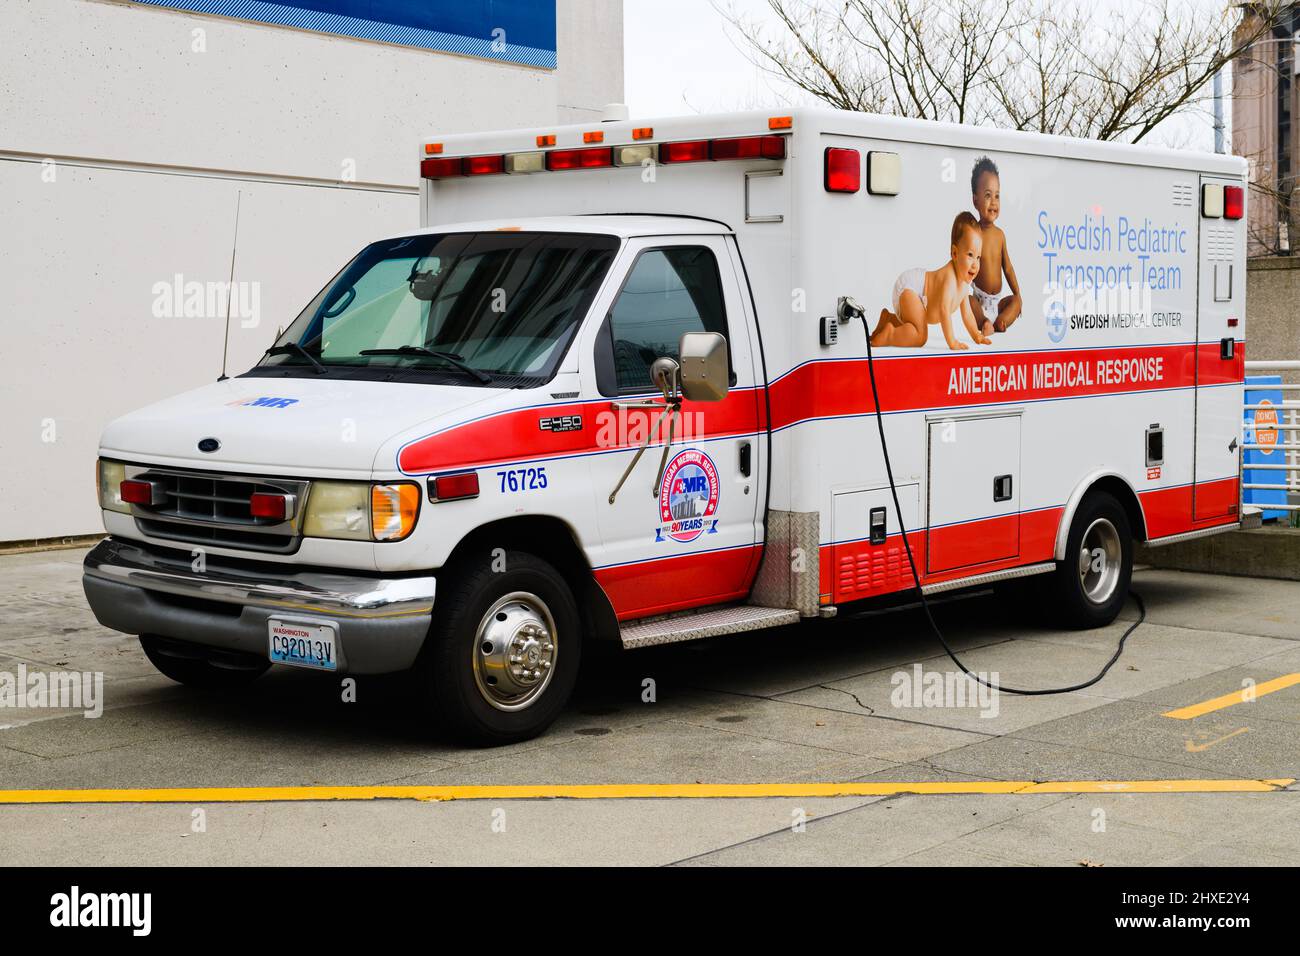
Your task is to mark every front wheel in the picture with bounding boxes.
[418,551,581,745]
[1045,492,1133,630]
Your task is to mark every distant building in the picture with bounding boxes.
[1234,3,1300,257]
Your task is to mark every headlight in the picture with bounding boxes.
[97,459,130,514]
[302,481,370,540]
[302,481,420,542]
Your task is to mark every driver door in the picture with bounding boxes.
[582,236,765,620]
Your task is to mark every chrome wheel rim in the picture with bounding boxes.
[1078,518,1121,605]
[471,591,557,712]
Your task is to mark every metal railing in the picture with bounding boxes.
[1243,360,1300,514]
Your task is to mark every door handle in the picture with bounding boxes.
[738,442,752,477]
[993,474,1013,502]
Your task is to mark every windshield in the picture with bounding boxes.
[260,231,619,385]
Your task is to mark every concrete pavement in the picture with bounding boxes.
[0,546,1296,865]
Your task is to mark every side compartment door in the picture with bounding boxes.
[587,237,764,619]
[927,413,1021,574]
[1194,176,1245,522]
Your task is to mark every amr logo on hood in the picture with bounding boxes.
[226,396,300,409]
[657,449,720,544]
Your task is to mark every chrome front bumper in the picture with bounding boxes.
[82,538,436,673]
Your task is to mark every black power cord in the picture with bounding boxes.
[857,313,1144,696]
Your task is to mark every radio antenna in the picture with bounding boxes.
[217,190,243,382]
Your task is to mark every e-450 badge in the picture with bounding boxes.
[539,415,583,433]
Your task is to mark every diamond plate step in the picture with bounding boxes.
[619,606,801,649]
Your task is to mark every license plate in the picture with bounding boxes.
[268,619,338,671]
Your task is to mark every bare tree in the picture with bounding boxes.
[719,0,1286,144]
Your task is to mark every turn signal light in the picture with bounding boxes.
[371,483,420,541]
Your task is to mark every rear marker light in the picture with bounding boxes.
[768,116,793,130]
[119,479,163,506]
[431,472,480,502]
[1224,185,1244,220]
[249,492,289,521]
[420,157,463,179]
[710,135,786,161]
[583,130,605,144]
[536,134,556,147]
[463,154,505,176]
[632,127,654,140]
[545,147,613,170]
[658,140,710,164]
[614,144,657,166]
[424,142,443,155]
[867,151,902,195]
[824,147,860,193]
[1202,183,1224,218]
[505,151,545,174]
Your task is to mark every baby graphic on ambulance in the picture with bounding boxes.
[871,211,991,350]
[968,156,1022,334]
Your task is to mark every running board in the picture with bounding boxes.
[920,562,1056,595]
[620,606,801,649]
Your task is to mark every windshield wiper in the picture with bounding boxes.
[264,343,328,375]
[359,346,492,384]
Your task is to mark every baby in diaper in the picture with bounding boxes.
[968,156,1021,334]
[871,212,991,350]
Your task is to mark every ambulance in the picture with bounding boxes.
[83,108,1247,743]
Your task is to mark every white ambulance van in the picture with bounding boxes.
[84,109,1247,743]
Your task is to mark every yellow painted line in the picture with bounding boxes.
[1163,673,1300,720]
[0,779,1290,805]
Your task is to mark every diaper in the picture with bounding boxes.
[972,283,1001,319]
[892,268,927,315]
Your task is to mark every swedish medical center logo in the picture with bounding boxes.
[657,449,720,543]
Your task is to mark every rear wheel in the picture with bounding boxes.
[140,634,269,689]
[1045,492,1133,629]
[418,551,581,745]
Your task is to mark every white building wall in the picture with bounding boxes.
[0,0,623,542]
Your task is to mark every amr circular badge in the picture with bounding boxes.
[660,449,720,543]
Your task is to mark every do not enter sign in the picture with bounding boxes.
[1255,399,1279,455]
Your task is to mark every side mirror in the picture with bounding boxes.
[678,331,729,403]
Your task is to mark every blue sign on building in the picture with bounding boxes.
[131,1,557,67]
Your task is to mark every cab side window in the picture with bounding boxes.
[606,247,729,393]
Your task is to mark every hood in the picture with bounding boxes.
[99,376,503,479]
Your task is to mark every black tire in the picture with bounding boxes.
[139,634,270,689]
[419,551,581,746]
[1045,492,1133,630]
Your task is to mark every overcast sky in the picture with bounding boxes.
[622,0,1229,152]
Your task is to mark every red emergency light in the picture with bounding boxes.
[1224,185,1245,220]
[545,147,614,170]
[249,493,289,521]
[824,148,861,193]
[420,157,463,179]
[463,154,506,176]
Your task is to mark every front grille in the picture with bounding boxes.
[128,467,309,554]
